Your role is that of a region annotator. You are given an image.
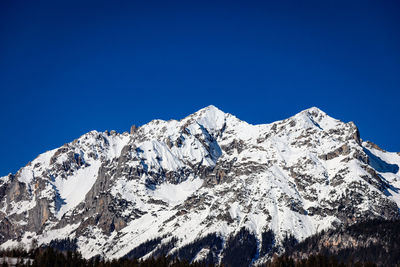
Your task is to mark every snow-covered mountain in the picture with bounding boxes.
[0,106,399,265]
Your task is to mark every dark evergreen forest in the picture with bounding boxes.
[0,219,399,267]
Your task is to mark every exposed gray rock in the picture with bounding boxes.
[130,125,137,135]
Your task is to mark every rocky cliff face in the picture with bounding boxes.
[0,106,399,265]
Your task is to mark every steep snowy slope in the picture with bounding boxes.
[0,106,399,265]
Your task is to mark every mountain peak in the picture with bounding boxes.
[299,106,328,118]
[287,106,341,131]
[186,105,229,133]
[194,105,226,117]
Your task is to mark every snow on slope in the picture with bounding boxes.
[363,141,400,207]
[151,177,204,205]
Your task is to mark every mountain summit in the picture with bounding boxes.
[0,106,399,265]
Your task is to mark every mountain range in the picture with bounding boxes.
[0,105,399,266]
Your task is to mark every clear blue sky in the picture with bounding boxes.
[1,1,399,176]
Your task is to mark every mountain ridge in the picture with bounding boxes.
[0,106,399,265]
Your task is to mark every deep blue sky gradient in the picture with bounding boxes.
[1,0,400,175]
